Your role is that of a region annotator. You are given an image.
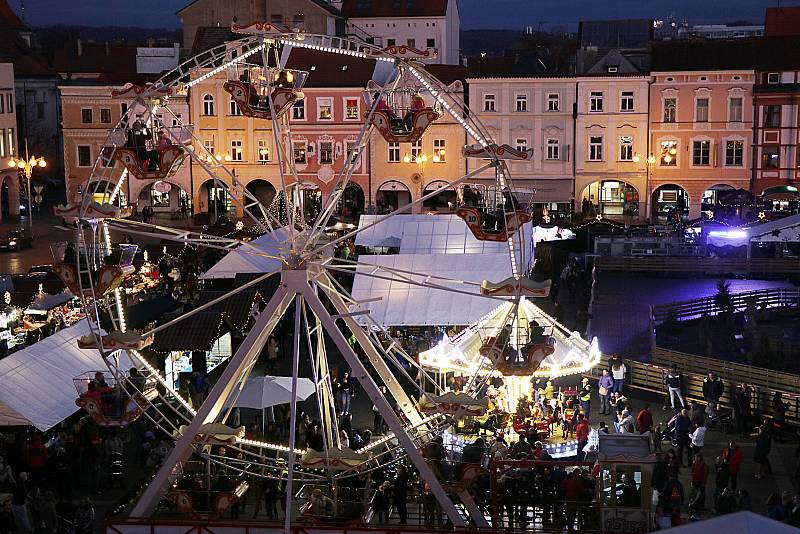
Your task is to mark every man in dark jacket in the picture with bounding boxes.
[674,409,692,466]
[733,383,752,437]
[702,372,725,416]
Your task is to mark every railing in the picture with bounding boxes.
[650,287,800,324]
[587,351,800,426]
[595,256,800,275]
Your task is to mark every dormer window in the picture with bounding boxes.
[767,72,780,84]
[607,66,618,73]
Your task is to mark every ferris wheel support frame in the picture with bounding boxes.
[129,265,468,527]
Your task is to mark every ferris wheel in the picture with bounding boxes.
[50,22,597,528]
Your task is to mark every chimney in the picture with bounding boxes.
[77,39,82,57]
[147,37,155,48]
[105,41,109,56]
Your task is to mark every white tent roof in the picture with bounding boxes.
[0,320,136,431]
[25,291,75,315]
[200,228,290,280]
[419,298,601,379]
[661,511,795,533]
[350,253,512,326]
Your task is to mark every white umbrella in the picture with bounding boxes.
[226,376,316,409]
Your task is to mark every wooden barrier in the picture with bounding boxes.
[589,350,800,427]
[650,287,800,324]
[595,256,800,275]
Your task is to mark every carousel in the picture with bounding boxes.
[419,299,601,456]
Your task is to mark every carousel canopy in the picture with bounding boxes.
[200,228,291,279]
[0,320,137,431]
[350,253,512,326]
[419,298,601,379]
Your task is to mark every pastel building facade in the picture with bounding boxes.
[648,69,754,221]
[467,76,576,219]
[575,76,650,221]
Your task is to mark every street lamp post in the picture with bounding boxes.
[8,154,47,229]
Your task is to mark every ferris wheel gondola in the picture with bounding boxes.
[68,23,596,529]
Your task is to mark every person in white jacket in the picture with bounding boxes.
[610,358,627,394]
[690,424,706,455]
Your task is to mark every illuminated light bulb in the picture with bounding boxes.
[647,155,656,164]
[664,154,672,163]
[215,154,223,162]
[415,156,422,164]
[16,162,25,169]
[669,147,677,155]
[7,158,14,167]
[432,154,440,163]
[38,160,46,168]
[632,154,640,163]
[403,154,411,163]
[421,154,427,163]
[224,154,232,162]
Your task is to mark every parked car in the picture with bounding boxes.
[0,230,33,251]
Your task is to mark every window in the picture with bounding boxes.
[764,105,780,128]
[77,145,91,167]
[386,38,396,46]
[433,138,446,161]
[692,140,710,165]
[729,97,743,122]
[100,108,111,124]
[294,141,307,164]
[660,141,677,166]
[0,130,5,157]
[589,91,604,112]
[202,94,215,115]
[230,140,243,161]
[620,91,634,112]
[345,98,359,120]
[515,94,528,112]
[766,72,781,84]
[411,140,422,158]
[293,13,305,27]
[725,140,743,166]
[619,135,633,161]
[257,139,270,162]
[388,142,400,162]
[319,141,333,164]
[120,103,128,124]
[696,98,709,122]
[346,141,358,164]
[663,98,676,123]
[6,94,11,112]
[546,139,559,160]
[292,100,305,120]
[588,136,603,161]
[172,114,182,126]
[0,97,6,114]
[547,93,560,111]
[101,146,114,167]
[81,108,93,124]
[7,128,13,156]
[762,146,779,168]
[318,98,332,120]
[426,38,435,49]
[270,14,283,24]
[36,102,44,120]
[515,138,528,152]
[407,38,415,48]
[229,97,242,116]
[203,139,214,157]
[483,94,495,112]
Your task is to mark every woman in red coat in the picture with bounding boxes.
[722,441,743,490]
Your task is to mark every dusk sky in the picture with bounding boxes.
[8,0,800,30]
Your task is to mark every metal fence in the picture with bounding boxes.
[650,287,800,324]
[595,256,800,275]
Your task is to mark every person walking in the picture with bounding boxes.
[575,414,590,461]
[373,481,391,525]
[610,357,627,394]
[665,365,685,410]
[393,465,408,525]
[636,404,653,434]
[772,392,788,442]
[702,372,724,417]
[721,441,742,491]
[674,409,692,466]
[733,383,752,437]
[598,370,613,415]
[754,425,772,479]
[579,378,592,420]
[690,423,705,458]
[688,454,709,512]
